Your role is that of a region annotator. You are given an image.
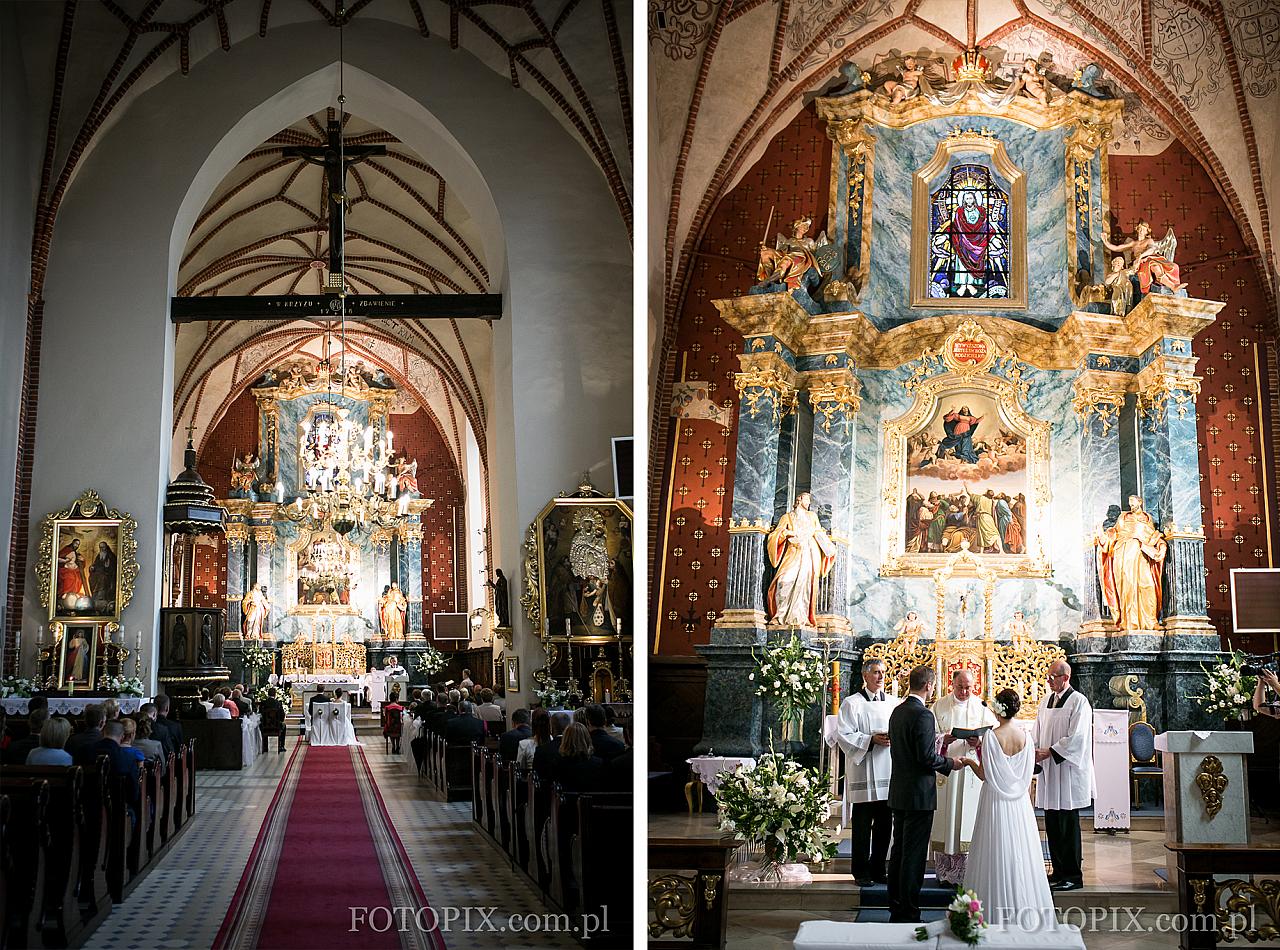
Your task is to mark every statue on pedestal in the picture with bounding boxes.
[1094,495,1168,631]
[241,585,272,640]
[485,569,510,628]
[754,215,830,293]
[1102,222,1187,296]
[230,454,260,497]
[379,583,407,638]
[894,610,927,647]
[766,491,836,627]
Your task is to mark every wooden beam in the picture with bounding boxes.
[169,293,503,324]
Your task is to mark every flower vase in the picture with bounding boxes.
[756,838,784,884]
[779,711,805,756]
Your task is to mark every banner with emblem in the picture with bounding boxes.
[670,381,731,426]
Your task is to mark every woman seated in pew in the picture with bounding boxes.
[26,716,73,766]
[517,707,552,769]
[132,715,165,760]
[118,717,148,765]
[553,723,605,793]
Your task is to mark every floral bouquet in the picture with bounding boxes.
[1193,651,1257,722]
[0,675,38,698]
[99,674,145,696]
[714,752,839,879]
[749,634,826,737]
[242,644,274,673]
[415,644,447,678]
[916,889,987,945]
[534,684,570,710]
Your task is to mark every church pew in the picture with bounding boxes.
[142,757,160,862]
[509,766,530,872]
[495,755,513,854]
[0,796,8,950]
[481,748,499,838]
[155,751,174,846]
[2,767,86,948]
[2,778,50,950]
[76,761,114,922]
[548,786,581,913]
[574,794,633,948]
[179,720,237,770]
[124,761,150,880]
[470,743,483,821]
[442,742,474,802]
[185,739,197,818]
[527,772,553,896]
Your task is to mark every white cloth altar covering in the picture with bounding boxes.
[686,756,755,794]
[309,701,361,746]
[2,696,147,716]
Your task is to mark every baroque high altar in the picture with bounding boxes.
[219,359,433,667]
[699,51,1223,757]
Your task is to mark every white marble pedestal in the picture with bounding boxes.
[1154,729,1253,882]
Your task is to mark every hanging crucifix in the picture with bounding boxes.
[169,117,502,323]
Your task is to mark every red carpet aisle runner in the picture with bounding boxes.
[214,745,443,950]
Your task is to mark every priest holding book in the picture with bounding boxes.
[930,668,997,884]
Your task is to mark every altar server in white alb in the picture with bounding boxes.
[1033,660,1095,891]
[930,668,998,884]
[836,658,900,886]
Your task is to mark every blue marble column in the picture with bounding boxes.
[1072,371,1126,645]
[804,361,859,632]
[1136,348,1210,631]
[225,527,247,636]
[401,520,425,637]
[251,524,276,640]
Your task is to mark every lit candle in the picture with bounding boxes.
[565,617,571,638]
[68,677,75,696]
[136,630,142,653]
[386,430,394,451]
[616,618,623,639]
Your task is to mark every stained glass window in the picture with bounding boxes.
[928,164,1010,299]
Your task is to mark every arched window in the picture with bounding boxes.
[928,164,1010,300]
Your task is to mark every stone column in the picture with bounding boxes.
[719,348,799,627]
[805,360,860,633]
[251,523,276,639]
[225,522,248,638]
[254,393,280,494]
[400,519,426,637]
[1071,370,1127,650]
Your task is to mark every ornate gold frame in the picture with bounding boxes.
[880,323,1051,577]
[37,488,139,623]
[285,528,362,617]
[520,479,633,647]
[910,129,1027,309]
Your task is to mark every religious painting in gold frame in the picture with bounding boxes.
[37,489,139,623]
[880,322,1051,578]
[520,478,633,646]
[54,621,99,689]
[505,656,520,692]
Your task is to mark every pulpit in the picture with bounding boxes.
[1155,730,1253,881]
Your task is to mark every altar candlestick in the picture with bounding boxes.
[565,617,572,638]
[68,678,75,696]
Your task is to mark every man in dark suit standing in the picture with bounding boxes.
[887,664,967,923]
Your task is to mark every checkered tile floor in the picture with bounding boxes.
[81,737,580,948]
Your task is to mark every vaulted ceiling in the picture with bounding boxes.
[651,0,1278,337]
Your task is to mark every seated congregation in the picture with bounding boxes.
[408,687,633,941]
[1,696,197,948]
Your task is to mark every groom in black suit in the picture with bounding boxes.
[887,664,967,923]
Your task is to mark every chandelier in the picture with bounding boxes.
[284,3,400,537]
[309,535,353,580]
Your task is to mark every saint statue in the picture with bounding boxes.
[1005,609,1036,648]
[231,454,260,495]
[765,491,836,627]
[198,614,215,665]
[485,569,511,628]
[1094,495,1167,631]
[1102,255,1134,316]
[1102,222,1187,296]
[379,583,407,638]
[169,615,189,665]
[756,216,827,291]
[241,585,272,640]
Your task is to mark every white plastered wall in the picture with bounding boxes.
[21,19,631,694]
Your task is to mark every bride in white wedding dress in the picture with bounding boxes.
[961,688,1056,929]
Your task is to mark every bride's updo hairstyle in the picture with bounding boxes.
[992,688,1021,720]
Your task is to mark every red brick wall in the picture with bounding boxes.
[649,105,1279,656]
[199,390,258,500]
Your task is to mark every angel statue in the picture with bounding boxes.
[230,454,260,496]
[1010,57,1054,107]
[894,609,928,648]
[880,54,926,103]
[1102,221,1187,296]
[1102,255,1134,316]
[1004,608,1037,648]
[755,215,830,293]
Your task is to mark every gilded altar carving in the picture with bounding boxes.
[281,633,366,678]
[648,874,698,938]
[734,354,800,425]
[1214,878,1280,942]
[1137,370,1201,431]
[1071,381,1125,436]
[1195,755,1227,819]
[223,522,249,546]
[806,369,862,433]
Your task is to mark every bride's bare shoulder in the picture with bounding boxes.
[994,725,1026,755]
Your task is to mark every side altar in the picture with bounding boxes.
[215,359,436,679]
[697,51,1223,758]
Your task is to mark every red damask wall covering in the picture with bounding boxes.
[195,399,467,636]
[651,106,1279,658]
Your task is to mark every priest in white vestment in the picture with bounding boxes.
[929,669,998,883]
[1034,660,1095,891]
[836,657,900,885]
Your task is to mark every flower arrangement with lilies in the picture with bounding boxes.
[1193,651,1257,722]
[0,676,38,698]
[713,752,839,870]
[241,643,274,673]
[99,674,145,696]
[415,644,447,678]
[749,634,826,726]
[916,888,988,945]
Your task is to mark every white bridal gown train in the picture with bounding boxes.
[962,730,1056,928]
